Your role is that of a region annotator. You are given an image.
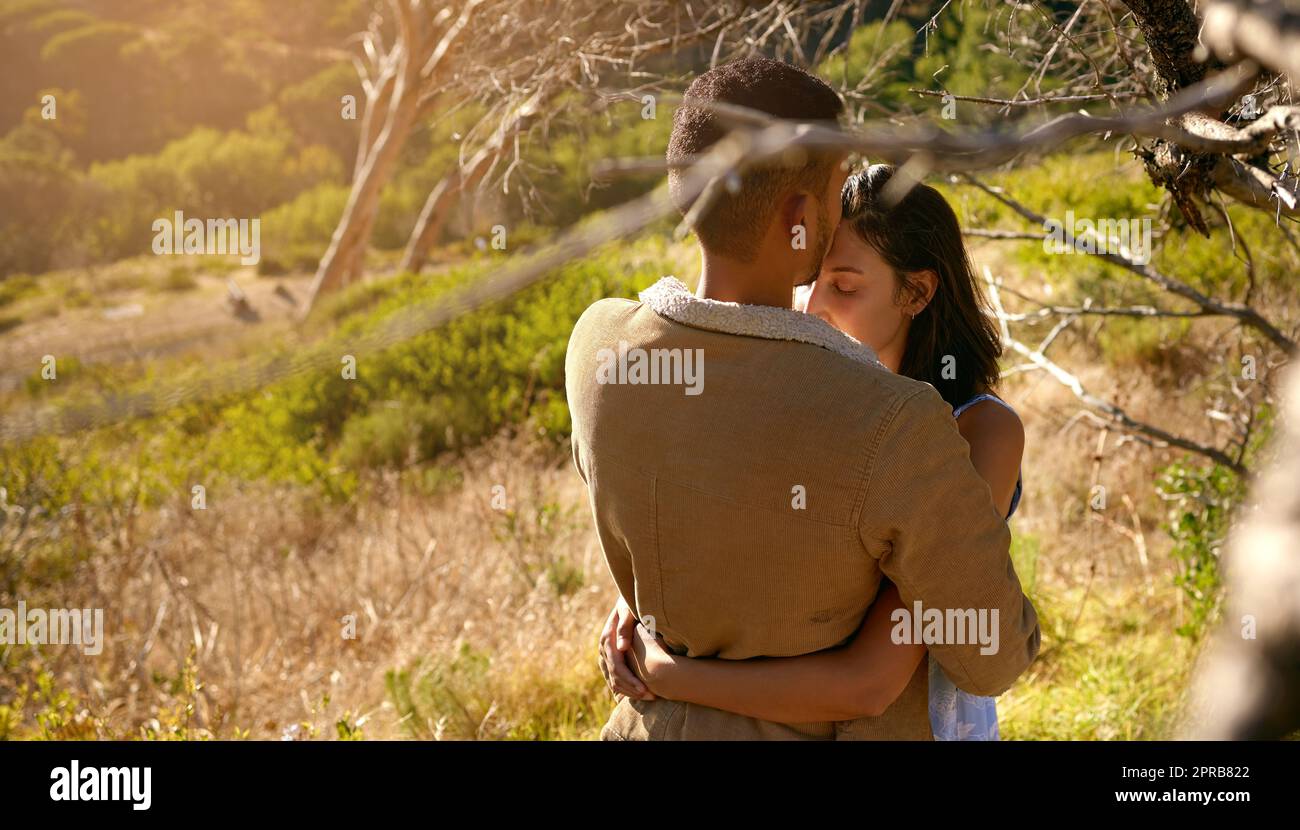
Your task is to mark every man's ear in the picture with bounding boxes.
[780,192,810,244]
[907,270,939,314]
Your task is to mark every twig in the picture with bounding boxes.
[961,174,1296,354]
[908,88,1128,107]
[985,268,1249,475]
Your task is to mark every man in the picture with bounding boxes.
[565,57,1039,739]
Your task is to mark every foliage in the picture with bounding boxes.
[0,237,677,518]
[386,642,611,741]
[910,0,1034,107]
[0,0,366,162]
[999,583,1198,740]
[525,96,671,228]
[949,152,1299,370]
[0,122,86,274]
[1156,459,1247,638]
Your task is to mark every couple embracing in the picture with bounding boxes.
[565,57,1041,740]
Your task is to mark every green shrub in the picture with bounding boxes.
[162,263,198,291]
[258,182,349,256]
[386,644,494,739]
[0,236,675,518]
[524,96,670,229]
[256,243,323,276]
[1156,459,1244,638]
[84,124,345,263]
[1010,532,1040,597]
[0,273,38,307]
[385,642,610,740]
[0,126,86,276]
[23,355,84,396]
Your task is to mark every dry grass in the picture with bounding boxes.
[0,255,312,399]
[5,232,1273,741]
[4,363,1216,740]
[3,431,617,740]
[991,335,1226,739]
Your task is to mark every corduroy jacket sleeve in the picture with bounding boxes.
[858,385,1041,697]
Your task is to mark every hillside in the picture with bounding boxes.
[2,149,1291,738]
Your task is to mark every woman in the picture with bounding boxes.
[598,164,1025,740]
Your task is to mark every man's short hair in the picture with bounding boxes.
[667,57,844,261]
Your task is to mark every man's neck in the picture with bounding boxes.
[696,249,793,309]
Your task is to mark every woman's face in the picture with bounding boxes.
[796,225,914,370]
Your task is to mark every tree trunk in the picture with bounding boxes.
[399,90,546,274]
[301,70,420,315]
[399,146,499,273]
[1122,0,1220,94]
[399,171,463,274]
[354,71,397,180]
[1121,1,1230,233]
[1186,364,1300,739]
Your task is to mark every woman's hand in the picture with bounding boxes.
[627,619,678,697]
[597,597,655,701]
[597,582,925,724]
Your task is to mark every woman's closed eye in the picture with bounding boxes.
[822,265,863,296]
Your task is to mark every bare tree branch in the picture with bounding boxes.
[959,174,1297,354]
[983,270,1250,475]
[909,88,1133,107]
[1203,0,1300,82]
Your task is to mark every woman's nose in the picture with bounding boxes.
[805,281,832,323]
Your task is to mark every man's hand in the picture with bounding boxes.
[598,597,655,701]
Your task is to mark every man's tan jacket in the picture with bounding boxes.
[566,277,1040,740]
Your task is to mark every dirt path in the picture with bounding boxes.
[0,268,314,393]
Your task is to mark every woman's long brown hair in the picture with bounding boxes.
[839,164,1002,409]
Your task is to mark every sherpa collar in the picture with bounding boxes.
[638,276,884,369]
